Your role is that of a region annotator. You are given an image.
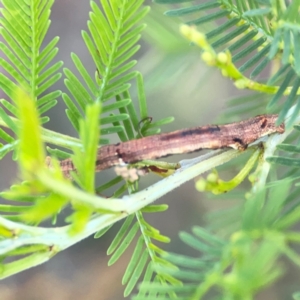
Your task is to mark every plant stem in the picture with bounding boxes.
[0,115,81,149]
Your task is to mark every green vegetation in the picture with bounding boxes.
[0,0,300,299]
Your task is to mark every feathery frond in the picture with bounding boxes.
[95,205,183,298]
[60,0,174,156]
[0,0,62,158]
[135,181,300,299]
[155,0,300,123]
[0,89,103,227]
[62,0,147,135]
[133,226,226,299]
[0,0,177,295]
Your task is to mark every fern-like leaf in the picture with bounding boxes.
[135,181,300,299]
[62,0,148,137]
[60,0,174,159]
[58,1,174,189]
[133,226,226,299]
[107,210,181,298]
[0,0,62,158]
[156,0,300,124]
